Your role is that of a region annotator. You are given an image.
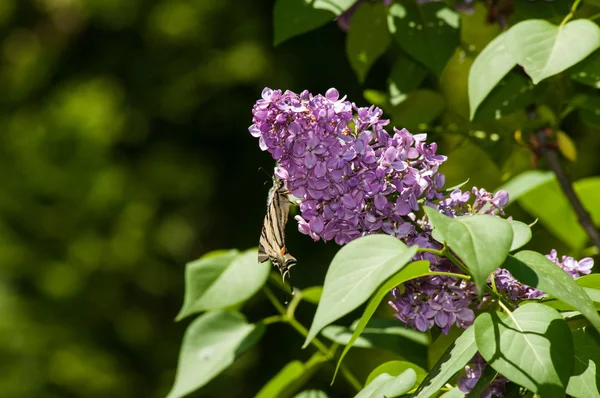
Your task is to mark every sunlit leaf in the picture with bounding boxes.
[256,354,327,398]
[468,31,517,119]
[387,0,460,76]
[176,249,270,320]
[504,251,600,331]
[274,0,355,45]
[301,286,323,304]
[508,220,532,251]
[425,208,513,293]
[347,2,390,82]
[412,326,477,398]
[356,369,417,398]
[365,360,427,386]
[303,235,418,347]
[496,170,555,205]
[475,304,573,395]
[567,327,600,398]
[167,311,264,398]
[556,131,577,161]
[503,19,600,84]
[332,260,431,378]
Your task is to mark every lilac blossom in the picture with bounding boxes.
[249,87,446,245]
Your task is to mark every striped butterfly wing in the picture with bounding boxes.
[258,178,296,278]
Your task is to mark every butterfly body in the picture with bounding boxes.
[258,177,297,281]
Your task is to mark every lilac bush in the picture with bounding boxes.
[249,87,595,397]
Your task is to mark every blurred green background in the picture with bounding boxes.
[1,1,598,397]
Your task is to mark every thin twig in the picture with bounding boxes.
[536,129,600,249]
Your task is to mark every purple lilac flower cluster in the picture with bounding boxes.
[250,87,446,245]
[458,354,509,398]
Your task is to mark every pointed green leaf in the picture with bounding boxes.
[468,31,517,119]
[567,327,600,398]
[356,369,417,398]
[273,0,355,45]
[167,311,264,398]
[176,249,270,320]
[475,304,573,395]
[366,360,427,386]
[503,19,600,84]
[301,286,323,305]
[387,0,460,76]
[303,235,418,347]
[347,2,390,82]
[505,250,600,331]
[412,325,477,398]
[331,260,431,378]
[256,354,327,398]
[496,170,555,205]
[425,208,513,293]
[508,220,532,251]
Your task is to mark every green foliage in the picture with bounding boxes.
[304,235,418,347]
[167,311,264,398]
[475,304,573,396]
[426,209,514,293]
[176,249,270,320]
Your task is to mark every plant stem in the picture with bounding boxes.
[262,286,362,392]
[536,129,600,249]
[262,315,284,325]
[590,12,600,21]
[559,0,582,29]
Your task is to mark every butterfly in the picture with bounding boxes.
[258,176,297,282]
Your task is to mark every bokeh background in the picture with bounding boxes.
[1,1,598,397]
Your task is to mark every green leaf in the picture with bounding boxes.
[366,360,427,386]
[570,49,600,89]
[425,209,513,294]
[256,354,327,398]
[472,72,535,123]
[387,0,460,76]
[505,251,600,332]
[567,327,600,398]
[474,304,573,396]
[303,235,418,347]
[496,170,555,205]
[347,2,390,82]
[541,275,600,311]
[176,249,270,320]
[301,286,323,305]
[412,325,477,398]
[293,390,329,398]
[508,220,532,251]
[388,54,428,106]
[356,369,417,398]
[331,260,431,378]
[503,19,600,84]
[468,31,517,119]
[389,89,445,131]
[273,0,353,45]
[440,386,467,397]
[511,176,600,250]
[167,311,264,398]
